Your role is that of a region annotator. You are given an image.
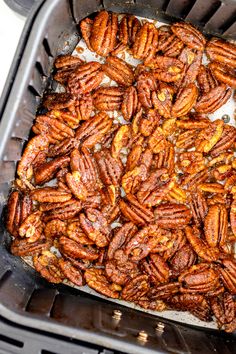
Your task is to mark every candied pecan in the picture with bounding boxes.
[225,174,236,194]
[103,56,134,87]
[142,254,170,284]
[209,62,236,89]
[122,274,150,301]
[21,194,33,223]
[121,86,138,121]
[43,93,74,110]
[170,244,197,278]
[107,222,137,260]
[148,56,184,83]
[171,22,206,51]
[119,14,141,46]
[68,62,104,95]
[42,199,82,222]
[65,172,87,201]
[89,11,118,57]
[132,22,158,61]
[75,112,112,149]
[210,293,236,332]
[105,259,137,285]
[31,187,71,203]
[137,297,166,311]
[176,129,200,149]
[44,219,67,238]
[120,194,154,226]
[94,149,123,186]
[181,168,209,190]
[148,127,168,153]
[167,293,212,322]
[139,109,160,137]
[153,142,175,174]
[158,26,184,57]
[136,72,157,109]
[172,83,198,117]
[161,229,187,261]
[6,191,21,236]
[167,185,187,204]
[80,17,93,51]
[80,208,110,247]
[59,258,84,286]
[48,138,76,158]
[197,65,218,94]
[33,251,63,283]
[198,182,225,194]
[67,220,94,245]
[185,226,219,262]
[206,38,236,69]
[210,125,236,157]
[93,86,124,111]
[33,116,74,144]
[34,155,70,185]
[122,162,149,195]
[11,236,51,256]
[54,54,83,69]
[152,83,174,118]
[178,48,202,88]
[178,151,205,175]
[188,190,208,228]
[204,204,228,248]
[196,119,224,153]
[195,85,231,114]
[111,125,130,159]
[154,203,192,229]
[230,200,236,237]
[218,258,236,294]
[84,268,120,298]
[54,56,84,85]
[149,282,180,300]
[19,211,43,243]
[59,236,98,261]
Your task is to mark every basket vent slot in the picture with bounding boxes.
[43,38,53,58]
[26,288,58,316]
[0,334,24,348]
[0,269,12,288]
[185,0,221,25]
[41,351,57,354]
[166,0,197,19]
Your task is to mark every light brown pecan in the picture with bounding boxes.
[177,48,202,88]
[80,17,93,51]
[177,151,205,175]
[92,86,124,111]
[136,72,157,109]
[67,220,94,245]
[44,219,67,238]
[120,193,154,226]
[171,22,206,51]
[33,251,63,284]
[176,129,200,149]
[75,111,112,149]
[206,38,236,69]
[31,187,72,203]
[195,84,231,114]
[121,86,138,121]
[204,204,228,248]
[148,127,168,153]
[59,236,98,261]
[132,22,158,61]
[89,11,118,57]
[209,62,236,89]
[172,83,198,117]
[59,258,84,286]
[218,258,236,294]
[94,149,123,186]
[142,254,170,284]
[103,56,134,86]
[170,244,197,278]
[53,55,84,85]
[139,109,160,137]
[119,14,141,46]
[197,65,218,94]
[154,203,192,229]
[105,259,138,285]
[111,125,130,159]
[148,56,184,83]
[152,83,174,118]
[210,125,236,157]
[65,172,88,201]
[68,62,104,95]
[54,54,84,69]
[34,155,70,185]
[84,268,121,298]
[153,142,175,174]
[196,119,224,153]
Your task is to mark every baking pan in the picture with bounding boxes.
[0,0,235,353]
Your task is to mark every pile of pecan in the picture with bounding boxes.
[6,11,236,332]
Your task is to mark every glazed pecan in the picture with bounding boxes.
[177,151,205,175]
[132,22,158,61]
[122,274,150,301]
[142,254,170,284]
[19,211,43,243]
[149,282,180,300]
[53,55,84,85]
[44,219,67,238]
[197,65,218,94]
[33,251,63,284]
[80,17,93,51]
[121,86,138,121]
[188,190,208,228]
[95,149,123,186]
[34,155,70,185]
[206,38,236,69]
[43,93,74,110]
[210,125,236,157]
[152,83,174,118]
[195,84,231,114]
[33,116,74,144]
[103,56,134,87]
[153,142,175,174]
[161,229,187,261]
[120,194,154,226]
[210,293,236,332]
[59,236,98,261]
[11,236,51,257]
[178,48,202,88]
[107,222,137,260]
[171,22,206,51]
[65,172,88,200]
[158,26,184,57]
[196,119,224,153]
[84,268,121,298]
[111,125,130,159]
[148,56,184,83]
[154,203,192,229]
[209,62,236,89]
[89,11,118,57]
[136,72,157,109]
[105,259,138,285]
[148,127,168,153]
[59,258,84,286]
[170,244,197,278]
[31,187,72,203]
[230,200,236,237]
[6,191,21,236]
[119,14,141,46]
[67,220,94,245]
[140,109,160,137]
[93,86,124,111]
[218,258,236,294]
[172,83,198,117]
[204,204,228,248]
[42,199,82,222]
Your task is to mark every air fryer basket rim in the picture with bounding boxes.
[0,0,235,353]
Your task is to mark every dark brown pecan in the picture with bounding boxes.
[59,236,99,261]
[31,187,72,203]
[158,26,184,57]
[167,293,212,322]
[84,268,121,298]
[59,258,84,286]
[171,22,206,51]
[44,219,67,238]
[161,229,187,261]
[172,83,198,117]
[107,222,137,260]
[43,93,74,110]
[210,293,236,332]
[149,282,180,300]
[195,84,231,114]
[122,274,150,301]
[197,65,218,94]
[34,155,70,185]
[230,200,236,237]
[21,194,33,223]
[154,203,192,229]
[136,72,157,109]
[188,190,208,228]
[75,111,112,149]
[54,55,84,85]
[48,138,76,158]
[218,258,236,294]
[210,125,236,157]
[152,83,174,118]
[209,62,236,89]
[80,208,110,247]
[132,22,158,61]
[105,259,138,285]
[142,254,170,284]
[11,236,51,256]
[6,191,21,236]
[54,55,84,69]
[185,226,219,262]
[42,199,82,222]
[148,56,184,83]
[204,204,228,248]
[33,251,63,284]
[206,38,236,69]
[170,244,197,278]
[121,86,138,121]
[93,86,124,111]
[120,194,154,226]
[119,14,141,46]
[94,149,123,186]
[103,56,134,87]
[68,62,104,95]
[178,48,202,88]
[89,11,118,57]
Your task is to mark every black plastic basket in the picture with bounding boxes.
[0,1,236,353]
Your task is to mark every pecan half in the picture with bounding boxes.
[65,172,88,201]
[44,219,67,238]
[93,86,124,111]
[195,84,231,114]
[19,211,43,243]
[122,274,150,301]
[11,236,51,256]
[59,236,98,261]
[103,56,134,86]
[152,83,174,118]
[43,93,74,110]
[31,187,72,203]
[154,203,192,229]
[132,22,158,61]
[171,22,206,51]
[210,125,236,157]
[84,268,121,298]
[148,56,184,83]
[142,254,170,284]
[119,14,141,46]
[206,38,236,69]
[170,244,197,278]
[210,293,236,332]
[42,199,82,222]
[188,190,208,228]
[34,155,70,185]
[149,282,180,300]
[197,65,218,94]
[59,258,84,286]
[204,204,228,248]
[6,191,21,236]
[33,251,63,284]
[80,17,93,51]
[209,62,236,89]
[172,83,198,117]
[120,194,154,226]
[95,149,123,186]
[230,200,236,237]
[218,258,236,294]
[136,72,157,109]
[121,86,138,121]
[111,125,130,159]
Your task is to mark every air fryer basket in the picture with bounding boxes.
[0,0,236,353]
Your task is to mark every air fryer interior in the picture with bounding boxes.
[0,0,235,353]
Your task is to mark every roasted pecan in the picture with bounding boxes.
[142,254,170,284]
[148,56,184,83]
[68,62,104,95]
[42,199,82,222]
[48,138,76,158]
[195,84,231,114]
[105,259,138,285]
[94,149,123,186]
[107,222,137,260]
[176,129,200,149]
[132,22,158,61]
[218,258,236,294]
[206,38,236,69]
[172,83,198,117]
[59,236,98,261]
[6,191,21,236]
[170,244,197,278]
[158,26,184,57]
[43,93,74,110]
[75,112,112,149]
[154,203,192,229]
[178,151,205,175]
[152,142,175,174]
[230,200,236,237]
[34,155,70,185]
[139,109,160,137]
[180,168,209,190]
[93,86,124,111]
[67,220,94,245]
[161,229,187,261]
[33,251,63,284]
[149,282,180,300]
[204,204,228,248]
[89,11,118,57]
[120,194,154,226]
[65,172,88,201]
[178,48,202,88]
[11,236,51,256]
[209,62,236,89]
[84,268,121,298]
[121,86,138,121]
[188,190,208,228]
[225,174,236,194]
[119,14,141,46]
[44,219,67,238]
[59,258,84,286]
[136,72,157,109]
[210,293,236,332]
[54,55,84,85]
[152,83,174,118]
[122,274,150,301]
[19,211,43,243]
[111,125,130,159]
[210,125,236,157]
[171,22,206,51]
[31,187,71,203]
[197,65,218,94]
[148,127,168,153]
[103,56,134,87]
[196,119,224,153]
[33,116,74,144]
